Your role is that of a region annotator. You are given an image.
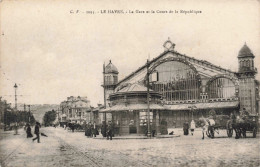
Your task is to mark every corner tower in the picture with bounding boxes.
[102,60,118,107]
[237,43,256,77]
[237,43,258,114]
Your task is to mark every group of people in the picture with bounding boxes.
[183,120,196,136]
[24,122,47,143]
[100,121,113,140]
[63,121,113,140]
[85,122,99,138]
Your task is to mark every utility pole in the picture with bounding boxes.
[146,60,151,138]
[28,105,31,123]
[103,62,107,132]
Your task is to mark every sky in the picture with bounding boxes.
[0,0,259,107]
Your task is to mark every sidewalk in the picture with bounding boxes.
[92,134,181,140]
[90,128,186,140]
[67,127,260,139]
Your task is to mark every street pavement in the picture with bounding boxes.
[0,127,259,167]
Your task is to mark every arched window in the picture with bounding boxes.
[207,77,235,98]
[151,61,200,101]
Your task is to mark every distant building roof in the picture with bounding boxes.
[105,60,118,74]
[238,43,254,58]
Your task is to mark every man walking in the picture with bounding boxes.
[107,121,113,140]
[32,122,40,143]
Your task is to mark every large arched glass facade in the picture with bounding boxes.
[207,77,236,98]
[150,61,200,101]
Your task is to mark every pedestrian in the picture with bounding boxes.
[91,122,97,138]
[32,122,40,143]
[14,122,18,135]
[87,122,91,137]
[71,123,75,133]
[26,124,33,138]
[183,122,189,135]
[85,123,88,136]
[101,121,106,137]
[106,121,113,140]
[190,120,195,136]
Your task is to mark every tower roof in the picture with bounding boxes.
[104,60,118,74]
[118,83,153,93]
[238,43,254,58]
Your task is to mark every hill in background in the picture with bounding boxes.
[17,104,59,123]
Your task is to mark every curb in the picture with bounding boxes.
[91,135,181,140]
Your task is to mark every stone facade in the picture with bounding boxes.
[59,96,91,124]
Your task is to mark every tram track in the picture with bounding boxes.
[56,135,102,167]
[1,137,27,167]
[56,133,151,167]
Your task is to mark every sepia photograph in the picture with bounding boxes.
[0,0,259,166]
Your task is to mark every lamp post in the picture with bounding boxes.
[14,83,18,110]
[14,83,18,135]
[146,60,151,138]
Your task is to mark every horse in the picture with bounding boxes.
[197,117,216,139]
[228,115,257,139]
[197,117,209,139]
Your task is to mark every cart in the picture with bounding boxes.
[206,115,232,138]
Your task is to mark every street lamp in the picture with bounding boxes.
[14,83,19,135]
[14,83,18,110]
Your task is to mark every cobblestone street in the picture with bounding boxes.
[0,127,259,167]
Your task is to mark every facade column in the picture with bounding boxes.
[103,113,107,123]
[136,111,140,134]
[156,110,161,136]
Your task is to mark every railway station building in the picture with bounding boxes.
[100,40,259,135]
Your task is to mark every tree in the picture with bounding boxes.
[43,109,57,126]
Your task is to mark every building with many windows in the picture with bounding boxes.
[59,96,91,124]
[101,40,259,135]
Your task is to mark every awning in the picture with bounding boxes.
[100,103,165,113]
[165,101,239,110]
[100,101,239,112]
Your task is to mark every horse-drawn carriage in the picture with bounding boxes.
[199,110,258,139]
[67,122,84,131]
[227,114,258,139]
